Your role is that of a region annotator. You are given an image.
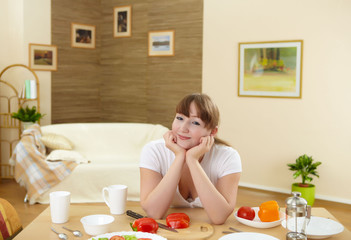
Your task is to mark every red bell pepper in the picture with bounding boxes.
[130,217,159,233]
[166,213,190,229]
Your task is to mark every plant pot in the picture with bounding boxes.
[22,122,34,131]
[291,183,315,206]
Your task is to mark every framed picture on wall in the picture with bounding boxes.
[113,5,132,38]
[29,43,57,71]
[71,23,96,49]
[148,30,175,57]
[238,40,303,98]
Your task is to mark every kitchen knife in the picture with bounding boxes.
[126,210,178,233]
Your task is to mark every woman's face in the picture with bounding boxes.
[172,102,212,150]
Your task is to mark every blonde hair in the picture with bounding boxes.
[175,93,230,146]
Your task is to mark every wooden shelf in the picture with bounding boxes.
[0,64,40,180]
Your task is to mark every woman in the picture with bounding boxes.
[139,93,241,224]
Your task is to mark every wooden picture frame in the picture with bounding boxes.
[113,5,132,38]
[238,40,303,98]
[148,30,175,57]
[29,43,57,71]
[71,23,96,49]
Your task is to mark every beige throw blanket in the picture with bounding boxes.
[9,124,77,204]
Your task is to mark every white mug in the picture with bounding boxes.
[50,191,71,223]
[102,185,128,215]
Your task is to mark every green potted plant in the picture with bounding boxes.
[11,106,45,130]
[287,154,322,206]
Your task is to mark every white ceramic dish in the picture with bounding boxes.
[234,207,284,228]
[281,216,344,239]
[219,232,279,240]
[80,214,115,236]
[88,231,167,240]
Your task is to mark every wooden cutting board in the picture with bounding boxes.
[157,221,214,240]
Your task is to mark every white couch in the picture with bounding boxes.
[35,123,168,204]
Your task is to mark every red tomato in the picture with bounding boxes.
[109,236,125,240]
[237,206,255,220]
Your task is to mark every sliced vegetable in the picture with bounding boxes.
[131,217,159,233]
[122,235,138,240]
[109,236,125,240]
[166,213,190,229]
[258,200,280,222]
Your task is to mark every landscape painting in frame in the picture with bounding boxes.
[238,40,303,98]
[71,23,96,49]
[29,43,57,71]
[113,5,132,38]
[148,30,175,56]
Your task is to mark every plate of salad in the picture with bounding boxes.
[89,231,167,240]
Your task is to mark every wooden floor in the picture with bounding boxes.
[1,179,350,231]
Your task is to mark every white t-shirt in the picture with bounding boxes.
[139,139,242,208]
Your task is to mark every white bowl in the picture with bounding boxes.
[80,214,115,236]
[234,207,285,228]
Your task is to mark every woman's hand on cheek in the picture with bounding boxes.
[163,131,186,156]
[186,136,214,161]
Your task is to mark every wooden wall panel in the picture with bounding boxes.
[145,0,203,128]
[52,0,101,123]
[52,0,203,128]
[100,0,148,124]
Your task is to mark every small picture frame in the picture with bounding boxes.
[238,40,303,98]
[29,43,58,71]
[113,5,132,38]
[71,23,96,49]
[148,30,175,57]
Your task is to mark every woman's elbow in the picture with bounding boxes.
[210,215,229,225]
[144,209,164,220]
[141,202,165,219]
[209,208,234,225]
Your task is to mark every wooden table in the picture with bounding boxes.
[14,202,350,240]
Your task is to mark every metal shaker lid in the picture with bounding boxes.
[285,192,308,217]
[286,192,308,207]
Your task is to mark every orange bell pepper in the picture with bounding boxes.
[258,200,280,222]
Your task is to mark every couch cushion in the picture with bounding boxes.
[41,133,74,150]
[46,150,89,164]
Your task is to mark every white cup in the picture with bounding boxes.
[50,191,71,223]
[102,185,128,215]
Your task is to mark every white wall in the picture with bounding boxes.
[203,0,351,204]
[0,0,51,125]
